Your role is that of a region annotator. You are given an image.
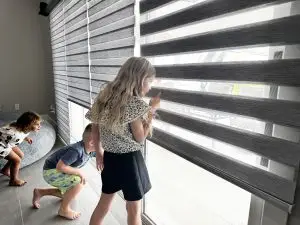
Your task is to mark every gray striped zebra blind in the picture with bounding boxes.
[88,0,135,101]
[65,0,90,108]
[50,1,70,143]
[141,0,300,212]
[49,0,136,142]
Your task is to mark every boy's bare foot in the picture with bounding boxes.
[0,169,10,177]
[9,179,27,186]
[32,189,41,209]
[58,208,81,220]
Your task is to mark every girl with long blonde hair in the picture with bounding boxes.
[89,57,160,225]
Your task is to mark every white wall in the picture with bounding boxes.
[0,0,54,114]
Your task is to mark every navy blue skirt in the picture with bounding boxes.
[101,150,151,201]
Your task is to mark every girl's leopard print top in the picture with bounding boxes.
[86,96,150,154]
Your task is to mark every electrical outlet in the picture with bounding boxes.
[15,104,20,111]
[49,104,55,111]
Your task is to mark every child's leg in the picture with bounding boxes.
[1,147,24,177]
[43,169,84,219]
[12,147,24,159]
[126,200,142,225]
[58,182,84,220]
[89,193,116,225]
[5,151,26,186]
[1,161,11,177]
[32,188,62,209]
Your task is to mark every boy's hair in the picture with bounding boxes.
[91,57,156,131]
[82,123,93,141]
[10,111,41,133]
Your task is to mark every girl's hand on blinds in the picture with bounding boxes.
[150,92,161,109]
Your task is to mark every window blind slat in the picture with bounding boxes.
[91,58,127,66]
[89,0,119,16]
[89,0,134,23]
[154,59,300,86]
[66,33,88,45]
[140,0,174,14]
[89,6,134,31]
[141,14,300,56]
[67,39,88,49]
[140,0,291,35]
[89,27,134,45]
[90,66,120,75]
[90,16,135,37]
[67,53,89,61]
[90,47,133,60]
[68,60,89,66]
[66,46,88,56]
[68,77,90,87]
[53,56,66,62]
[67,71,90,79]
[90,37,134,52]
[91,73,116,82]
[148,88,300,128]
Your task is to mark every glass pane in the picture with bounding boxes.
[83,108,91,127]
[145,141,252,225]
[69,101,84,143]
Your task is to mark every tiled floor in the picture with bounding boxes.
[0,140,121,225]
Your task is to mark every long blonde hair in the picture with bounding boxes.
[92,57,156,131]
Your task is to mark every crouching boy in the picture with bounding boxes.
[32,124,96,220]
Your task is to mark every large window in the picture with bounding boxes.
[50,1,300,225]
[140,1,295,225]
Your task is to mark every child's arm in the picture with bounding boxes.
[24,137,33,144]
[131,114,154,143]
[131,95,160,143]
[56,160,86,184]
[91,123,104,171]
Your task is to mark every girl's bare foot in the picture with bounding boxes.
[58,208,81,220]
[0,169,10,177]
[9,179,27,186]
[32,189,41,209]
